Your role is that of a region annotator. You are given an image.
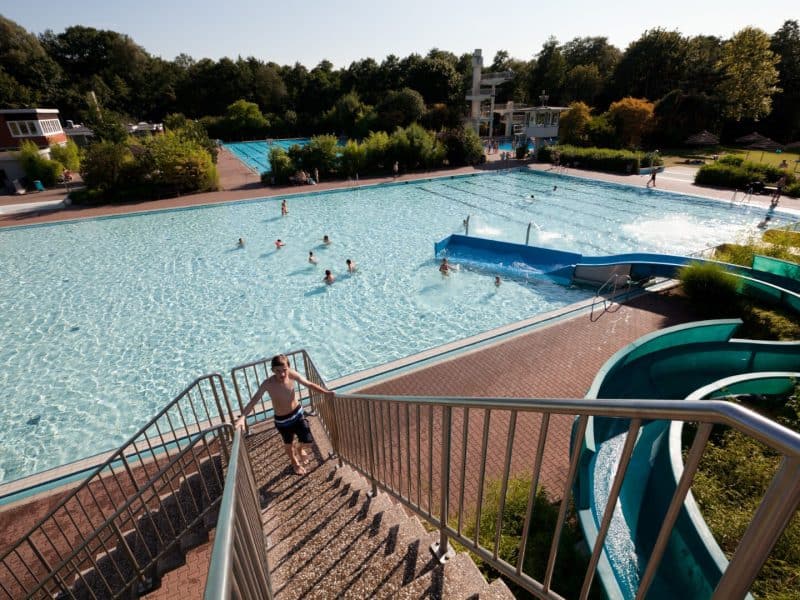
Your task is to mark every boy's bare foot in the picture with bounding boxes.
[293,464,307,476]
[300,448,312,464]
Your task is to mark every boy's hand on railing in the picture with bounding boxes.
[235,415,247,431]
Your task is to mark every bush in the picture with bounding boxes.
[49,139,81,172]
[695,161,797,195]
[718,155,744,167]
[362,130,390,171]
[537,144,642,174]
[678,262,740,317]
[141,132,218,193]
[440,127,484,166]
[339,139,367,178]
[460,477,600,599]
[266,146,294,184]
[302,134,339,178]
[17,140,63,187]
[515,144,528,159]
[80,141,135,193]
[692,424,800,599]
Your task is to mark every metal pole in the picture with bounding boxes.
[432,406,455,563]
[526,222,532,245]
[465,215,470,236]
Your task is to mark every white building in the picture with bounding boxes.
[466,50,568,148]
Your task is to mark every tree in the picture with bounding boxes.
[404,57,463,105]
[0,16,62,106]
[769,20,800,140]
[608,97,655,148]
[375,88,425,131]
[222,99,269,138]
[559,102,592,145]
[527,37,566,105]
[611,29,688,101]
[563,65,604,105]
[716,27,780,121]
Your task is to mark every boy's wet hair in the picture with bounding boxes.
[271,354,289,368]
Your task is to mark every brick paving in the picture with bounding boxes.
[348,289,698,513]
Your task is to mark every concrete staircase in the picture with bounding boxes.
[247,414,516,599]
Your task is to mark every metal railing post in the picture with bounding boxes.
[431,406,455,563]
[365,399,378,497]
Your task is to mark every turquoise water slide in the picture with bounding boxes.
[576,320,800,599]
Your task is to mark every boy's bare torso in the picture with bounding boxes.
[264,373,298,416]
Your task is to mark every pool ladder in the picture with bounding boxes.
[590,272,632,321]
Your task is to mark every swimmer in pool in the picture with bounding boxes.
[439,257,451,276]
[308,251,318,264]
[275,239,285,249]
[324,269,335,284]
[346,258,357,273]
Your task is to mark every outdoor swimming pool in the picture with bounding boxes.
[0,169,789,484]
[225,138,311,173]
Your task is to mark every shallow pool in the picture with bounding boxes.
[0,169,787,483]
[225,138,311,173]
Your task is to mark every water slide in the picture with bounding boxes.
[575,320,800,599]
[435,234,800,312]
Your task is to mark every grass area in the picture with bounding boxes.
[659,147,800,171]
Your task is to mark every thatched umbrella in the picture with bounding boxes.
[736,131,768,145]
[684,130,720,146]
[746,137,784,162]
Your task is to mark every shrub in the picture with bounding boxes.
[460,477,600,599]
[339,139,367,178]
[17,140,63,187]
[678,262,740,317]
[695,161,797,195]
[692,425,800,599]
[302,134,339,177]
[537,144,642,174]
[362,130,390,171]
[49,139,81,172]
[515,144,528,159]
[141,131,218,193]
[440,127,484,166]
[718,155,744,167]
[80,141,134,192]
[266,146,294,184]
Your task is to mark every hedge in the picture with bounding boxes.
[695,160,798,196]
[536,145,657,175]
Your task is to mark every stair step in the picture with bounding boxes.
[485,576,516,599]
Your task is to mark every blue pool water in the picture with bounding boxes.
[0,170,789,483]
[225,138,312,173]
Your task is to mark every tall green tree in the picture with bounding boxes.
[611,29,688,102]
[769,20,800,140]
[716,27,781,121]
[527,37,567,105]
[0,16,62,106]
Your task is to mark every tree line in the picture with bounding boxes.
[1,14,799,145]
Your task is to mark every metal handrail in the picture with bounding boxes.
[0,373,234,599]
[204,428,272,600]
[321,391,800,600]
[7,424,233,599]
[590,272,631,319]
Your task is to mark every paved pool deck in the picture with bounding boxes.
[2,149,798,228]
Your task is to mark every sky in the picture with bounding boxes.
[3,0,797,69]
